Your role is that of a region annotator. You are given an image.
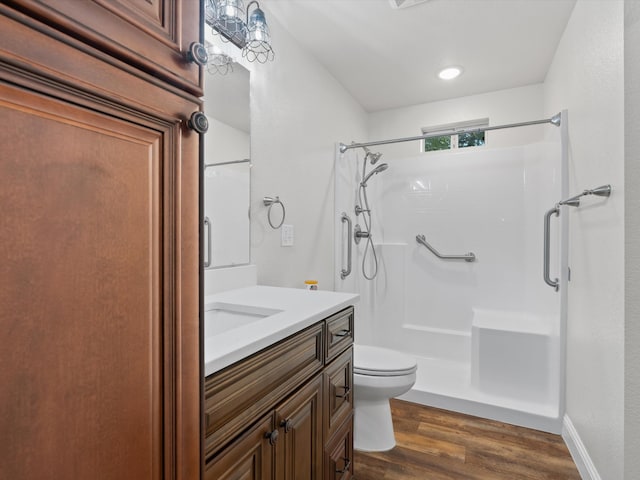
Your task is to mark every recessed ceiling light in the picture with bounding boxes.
[438,66,463,80]
[388,0,431,9]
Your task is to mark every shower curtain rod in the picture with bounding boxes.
[339,112,562,153]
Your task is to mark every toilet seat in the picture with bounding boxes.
[354,344,417,377]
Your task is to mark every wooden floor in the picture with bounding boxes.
[354,400,581,480]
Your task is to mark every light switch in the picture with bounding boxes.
[281,224,294,246]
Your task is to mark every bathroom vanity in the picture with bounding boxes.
[203,287,358,480]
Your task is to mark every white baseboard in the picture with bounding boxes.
[562,414,601,480]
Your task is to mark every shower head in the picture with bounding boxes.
[363,146,383,165]
[361,163,389,186]
[559,184,612,207]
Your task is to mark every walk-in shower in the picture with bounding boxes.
[335,112,574,433]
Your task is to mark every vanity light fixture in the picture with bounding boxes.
[206,44,234,75]
[205,0,275,64]
[438,66,463,80]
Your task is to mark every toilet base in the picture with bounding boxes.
[354,398,396,452]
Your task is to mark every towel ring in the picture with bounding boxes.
[263,196,286,229]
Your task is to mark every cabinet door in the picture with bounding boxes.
[204,414,276,480]
[4,0,202,94]
[0,13,200,480]
[324,415,354,480]
[275,375,324,480]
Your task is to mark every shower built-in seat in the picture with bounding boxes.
[353,344,417,452]
[471,308,557,405]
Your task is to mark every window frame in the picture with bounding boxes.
[421,118,489,153]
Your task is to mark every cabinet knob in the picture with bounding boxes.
[265,429,279,446]
[185,42,208,66]
[280,418,293,433]
[336,458,351,474]
[188,112,209,134]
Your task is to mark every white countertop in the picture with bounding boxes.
[204,286,359,376]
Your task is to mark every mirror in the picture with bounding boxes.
[204,160,250,268]
[203,43,251,269]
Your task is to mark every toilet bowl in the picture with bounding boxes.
[353,344,417,452]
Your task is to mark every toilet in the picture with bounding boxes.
[353,344,417,452]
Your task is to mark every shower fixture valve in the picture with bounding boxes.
[354,224,370,244]
[355,205,370,216]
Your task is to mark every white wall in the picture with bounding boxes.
[543,1,625,478]
[625,1,640,478]
[368,84,546,158]
[250,8,368,290]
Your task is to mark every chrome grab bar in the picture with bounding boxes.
[543,206,560,291]
[415,234,476,262]
[543,183,611,292]
[204,216,212,268]
[340,213,353,279]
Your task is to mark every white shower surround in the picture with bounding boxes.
[336,132,568,433]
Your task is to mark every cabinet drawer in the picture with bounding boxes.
[204,322,324,457]
[324,414,354,480]
[323,347,353,442]
[325,307,354,363]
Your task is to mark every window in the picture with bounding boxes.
[422,118,489,152]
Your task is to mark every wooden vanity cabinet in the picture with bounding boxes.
[205,375,324,480]
[204,307,355,480]
[204,323,325,457]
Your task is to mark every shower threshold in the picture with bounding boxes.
[398,355,562,434]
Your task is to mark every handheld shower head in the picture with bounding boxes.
[363,146,383,165]
[361,163,389,186]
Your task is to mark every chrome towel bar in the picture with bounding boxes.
[416,234,476,262]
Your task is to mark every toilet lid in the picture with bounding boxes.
[354,344,417,376]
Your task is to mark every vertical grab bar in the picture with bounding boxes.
[340,213,352,279]
[203,216,212,268]
[543,206,560,291]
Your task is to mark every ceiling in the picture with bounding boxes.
[266,0,577,112]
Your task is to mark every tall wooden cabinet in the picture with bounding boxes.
[0,2,203,479]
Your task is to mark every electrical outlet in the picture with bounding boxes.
[281,224,294,246]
